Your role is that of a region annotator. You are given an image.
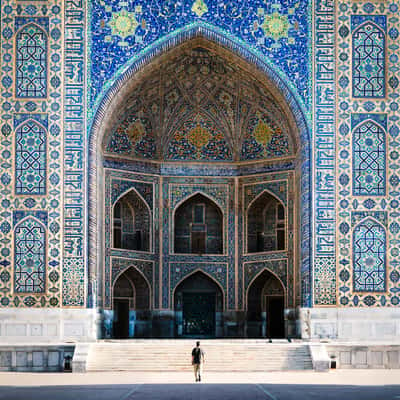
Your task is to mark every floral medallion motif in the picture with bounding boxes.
[126,120,145,145]
[192,0,208,18]
[187,123,212,151]
[106,114,156,158]
[241,113,290,160]
[261,12,290,40]
[254,118,274,146]
[167,113,232,161]
[108,9,139,45]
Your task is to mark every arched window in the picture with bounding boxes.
[352,121,385,196]
[113,190,150,251]
[15,23,47,98]
[174,194,223,254]
[353,218,386,292]
[247,192,285,253]
[352,22,385,98]
[15,120,47,195]
[14,217,46,293]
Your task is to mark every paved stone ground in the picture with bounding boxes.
[0,370,399,400]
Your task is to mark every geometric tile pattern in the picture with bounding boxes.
[106,115,156,159]
[15,19,48,98]
[0,1,62,308]
[336,1,399,307]
[313,257,336,306]
[14,119,47,195]
[14,216,46,293]
[352,118,386,196]
[352,16,386,98]
[353,218,386,292]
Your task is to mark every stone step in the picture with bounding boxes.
[86,341,313,371]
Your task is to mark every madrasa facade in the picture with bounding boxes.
[0,0,399,344]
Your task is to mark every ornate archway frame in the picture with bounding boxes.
[244,187,288,256]
[111,187,153,253]
[112,264,152,310]
[172,268,226,311]
[245,267,287,310]
[171,190,226,256]
[112,268,137,310]
[88,22,312,309]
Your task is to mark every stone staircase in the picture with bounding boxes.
[85,340,313,372]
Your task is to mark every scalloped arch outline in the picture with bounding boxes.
[88,22,312,307]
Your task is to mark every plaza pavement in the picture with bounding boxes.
[0,370,399,400]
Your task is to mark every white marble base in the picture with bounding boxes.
[299,307,400,341]
[0,309,98,343]
[0,345,74,371]
[308,344,330,371]
[325,344,400,369]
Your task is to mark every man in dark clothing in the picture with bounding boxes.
[191,341,205,382]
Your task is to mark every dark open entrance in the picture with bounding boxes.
[112,267,151,338]
[265,295,285,338]
[247,270,285,338]
[183,293,216,336]
[114,299,130,339]
[174,271,223,337]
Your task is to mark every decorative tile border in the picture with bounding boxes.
[63,0,86,307]
[312,0,336,306]
[336,1,399,308]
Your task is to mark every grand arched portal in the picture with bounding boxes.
[93,36,307,338]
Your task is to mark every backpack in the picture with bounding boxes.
[193,347,202,364]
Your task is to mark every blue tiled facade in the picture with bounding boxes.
[0,0,399,338]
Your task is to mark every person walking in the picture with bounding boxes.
[191,341,205,382]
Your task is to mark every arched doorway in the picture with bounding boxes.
[174,272,223,337]
[247,270,285,338]
[174,193,223,254]
[112,267,151,338]
[113,272,134,338]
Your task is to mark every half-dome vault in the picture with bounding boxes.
[103,45,298,163]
